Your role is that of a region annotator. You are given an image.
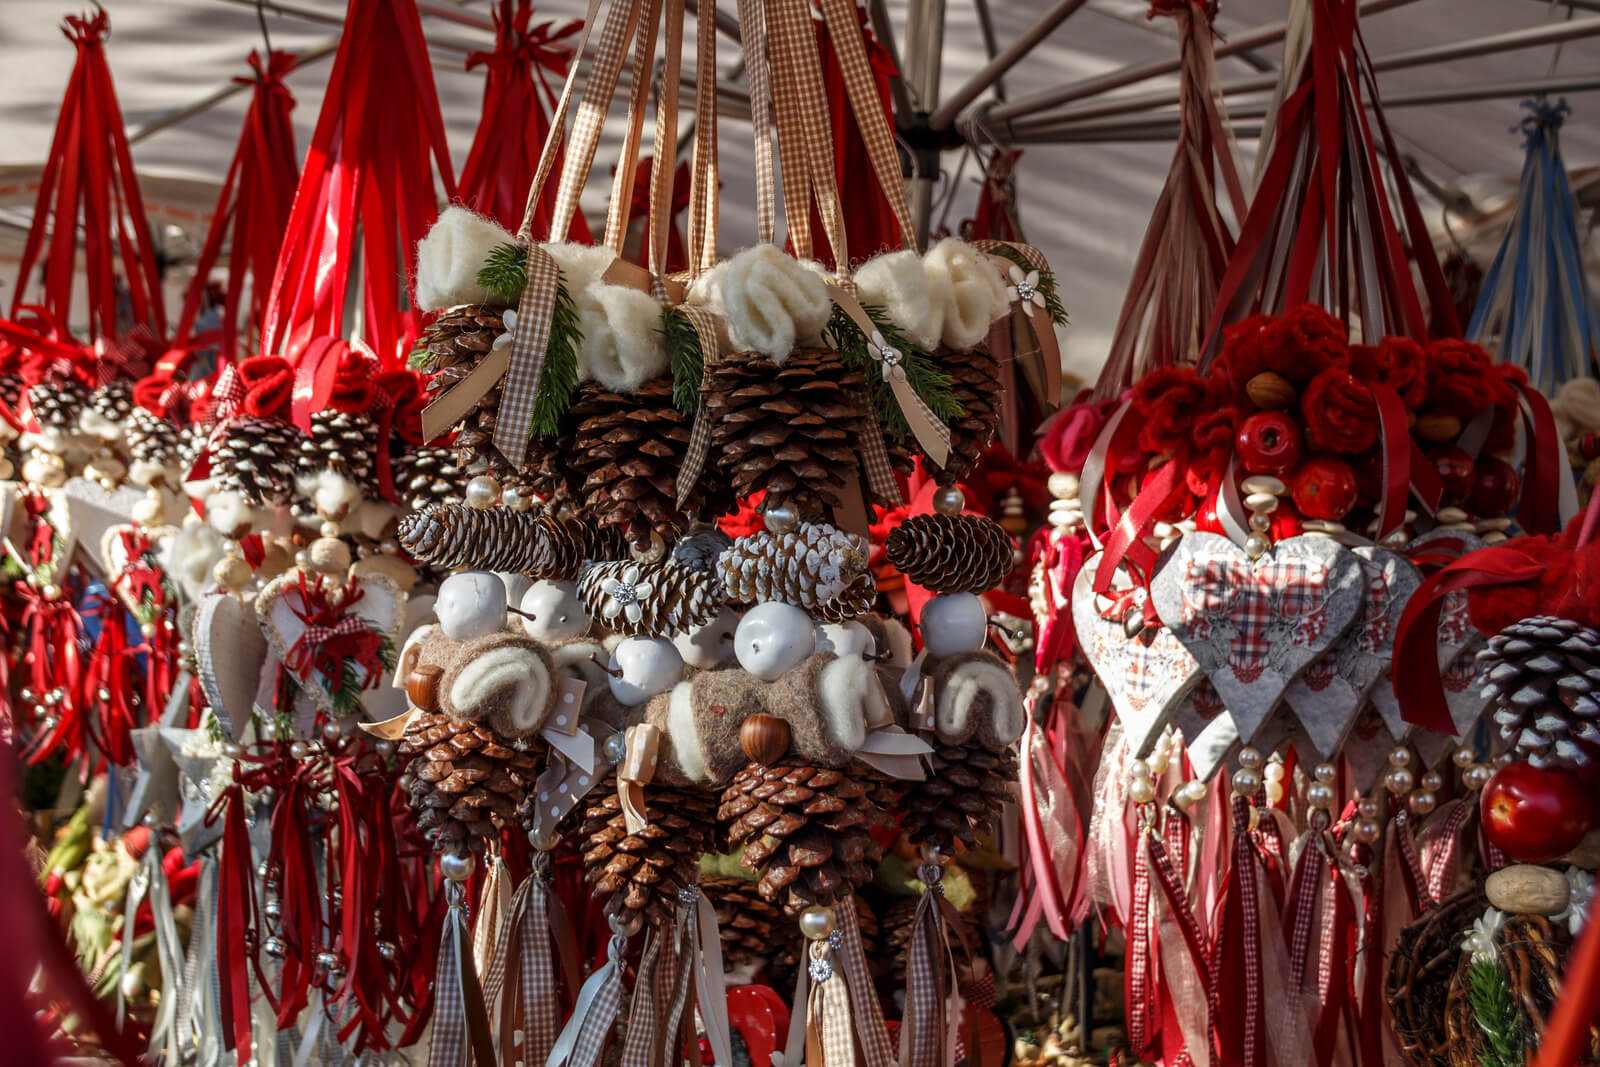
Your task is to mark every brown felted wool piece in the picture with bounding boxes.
[547,639,612,711]
[649,667,768,786]
[927,649,1026,749]
[764,653,856,768]
[437,631,556,737]
[575,773,719,933]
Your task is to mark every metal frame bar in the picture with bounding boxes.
[1007,12,1600,133]
[214,0,481,52]
[128,41,339,144]
[868,0,916,122]
[928,0,1091,130]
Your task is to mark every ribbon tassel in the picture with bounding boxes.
[431,880,497,1067]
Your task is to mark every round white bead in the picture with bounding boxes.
[518,580,590,642]
[607,637,684,706]
[919,593,989,658]
[1240,475,1287,496]
[437,571,509,641]
[734,602,817,680]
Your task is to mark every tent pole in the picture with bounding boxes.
[971,0,1418,128]
[213,0,479,53]
[928,0,1091,131]
[128,41,339,145]
[868,0,916,121]
[1004,13,1600,131]
[903,0,947,251]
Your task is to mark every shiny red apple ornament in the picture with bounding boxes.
[1480,760,1593,862]
[1467,457,1521,517]
[1291,457,1359,521]
[1429,446,1476,507]
[1236,412,1304,475]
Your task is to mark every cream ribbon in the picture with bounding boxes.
[618,722,660,834]
[826,285,952,467]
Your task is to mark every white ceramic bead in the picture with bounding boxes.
[1241,475,1287,496]
[1047,472,1080,499]
[1434,506,1469,524]
[608,637,683,706]
[735,602,817,680]
[673,606,741,669]
[519,580,590,643]
[436,571,508,641]
[1244,492,1280,513]
[920,593,988,657]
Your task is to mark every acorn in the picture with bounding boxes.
[1245,371,1297,410]
[740,714,791,766]
[407,665,443,713]
[1412,413,1464,443]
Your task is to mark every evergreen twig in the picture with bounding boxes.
[1467,958,1525,1067]
[825,303,964,442]
[530,275,581,439]
[661,309,705,417]
[476,242,529,305]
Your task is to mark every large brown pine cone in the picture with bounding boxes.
[885,513,1014,594]
[1479,615,1600,771]
[924,344,1001,485]
[577,774,719,933]
[703,349,870,517]
[718,759,886,914]
[566,376,730,551]
[415,304,529,487]
[896,741,1017,853]
[396,711,542,856]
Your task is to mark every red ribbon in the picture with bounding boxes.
[207,783,262,1062]
[1516,382,1563,535]
[1209,797,1266,1067]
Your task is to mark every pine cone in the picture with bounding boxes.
[1478,615,1600,771]
[923,345,1000,485]
[397,710,542,855]
[177,422,211,474]
[392,445,462,511]
[576,773,718,932]
[673,529,733,574]
[566,377,730,550]
[87,380,134,428]
[297,409,377,490]
[897,741,1018,852]
[415,305,522,482]
[717,522,875,621]
[124,408,180,473]
[702,874,799,976]
[398,503,550,573]
[718,759,886,914]
[885,513,1014,594]
[0,374,24,414]
[27,380,90,437]
[518,432,584,509]
[704,349,870,516]
[578,559,723,637]
[211,416,302,505]
[880,896,918,978]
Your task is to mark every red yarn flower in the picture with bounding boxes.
[1132,367,1208,454]
[1424,338,1495,416]
[1215,314,1273,406]
[1265,304,1348,383]
[1373,336,1428,409]
[237,355,294,420]
[328,347,377,413]
[1301,367,1377,454]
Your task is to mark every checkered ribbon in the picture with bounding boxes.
[673,303,728,508]
[482,859,562,1067]
[601,0,664,254]
[1150,814,1211,1064]
[767,0,847,262]
[492,244,562,465]
[1424,799,1472,904]
[549,934,628,1067]
[429,881,496,1067]
[806,939,857,1067]
[734,0,775,245]
[836,901,895,1067]
[687,0,720,272]
[1286,810,1331,993]
[900,864,959,1067]
[473,855,512,989]
[620,926,665,1067]
[1391,809,1429,907]
[1127,826,1155,1056]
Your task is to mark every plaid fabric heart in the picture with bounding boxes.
[1152,532,1365,745]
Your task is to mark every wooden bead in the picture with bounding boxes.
[1412,413,1464,443]
[740,713,791,766]
[1245,371,1297,410]
[407,665,444,713]
[1485,863,1570,916]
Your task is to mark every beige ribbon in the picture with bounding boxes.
[619,927,665,1067]
[474,854,513,988]
[618,722,660,834]
[855,726,933,781]
[835,902,896,1067]
[827,285,952,467]
[530,725,618,846]
[973,241,1062,412]
[687,0,719,275]
[806,939,858,1067]
[735,0,776,246]
[602,0,666,255]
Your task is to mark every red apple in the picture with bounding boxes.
[1235,412,1304,475]
[1271,499,1304,541]
[1291,457,1359,521]
[1428,446,1476,507]
[1480,760,1594,862]
[1195,501,1223,535]
[1467,457,1521,517]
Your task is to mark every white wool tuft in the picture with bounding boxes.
[128,459,170,488]
[924,237,1011,351]
[686,260,730,318]
[719,245,832,361]
[856,250,940,350]
[168,520,226,600]
[575,283,669,393]
[817,656,869,753]
[413,206,514,312]
[544,242,619,294]
[295,469,363,522]
[451,646,552,734]
[665,682,710,782]
[205,489,255,538]
[78,408,123,441]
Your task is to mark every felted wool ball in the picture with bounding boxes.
[920,593,988,658]
[856,249,939,350]
[735,602,817,680]
[519,580,590,643]
[305,536,351,577]
[815,620,874,659]
[673,605,740,669]
[608,636,683,706]
[413,206,513,312]
[923,237,1010,350]
[437,571,508,641]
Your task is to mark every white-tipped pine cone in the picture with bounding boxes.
[578,559,722,637]
[717,522,875,621]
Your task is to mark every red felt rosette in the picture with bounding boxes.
[1131,367,1208,455]
[1214,314,1273,406]
[328,347,378,413]
[238,355,295,421]
[1424,338,1496,417]
[1264,303,1348,383]
[1373,336,1427,409]
[1301,367,1377,454]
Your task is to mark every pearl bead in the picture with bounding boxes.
[1173,781,1207,810]
[1264,780,1284,806]
[1128,777,1157,805]
[1241,475,1287,496]
[464,475,501,509]
[1494,752,1516,769]
[798,906,836,941]
[1388,747,1413,769]
[322,721,344,744]
[762,501,800,534]
[1463,764,1493,791]
[439,851,476,882]
[1264,761,1285,783]
[1244,532,1271,559]
[1232,768,1262,796]
[1129,759,1152,780]
[1047,472,1079,499]
[1249,513,1272,531]
[1452,746,1476,768]
[1306,782,1335,809]
[1313,763,1337,785]
[1384,768,1414,795]
[502,485,533,512]
[1147,745,1171,777]
[41,584,60,602]
[1420,771,1443,793]
[375,740,397,760]
[289,741,312,760]
[1352,819,1381,844]
[602,732,628,764]
[221,742,244,760]
[1409,791,1437,816]
[931,485,966,516]
[1238,747,1264,770]
[1356,797,1380,821]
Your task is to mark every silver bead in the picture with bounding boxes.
[798,906,837,941]
[1231,768,1262,797]
[931,485,966,516]
[19,689,34,705]
[439,851,476,882]
[1388,747,1413,769]
[1409,791,1437,816]
[1243,532,1271,559]
[1238,747,1264,770]
[464,475,502,510]
[602,732,628,764]
[1312,763,1337,785]
[263,936,288,959]
[377,941,399,962]
[315,951,341,970]
[96,687,111,703]
[1463,764,1493,791]
[1384,768,1414,795]
[263,898,282,921]
[762,501,800,534]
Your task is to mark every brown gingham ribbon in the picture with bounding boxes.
[735,0,775,245]
[619,926,666,1067]
[601,0,665,255]
[836,901,895,1067]
[482,854,564,1067]
[549,933,629,1067]
[430,880,497,1067]
[971,239,1062,411]
[827,284,950,470]
[474,853,513,986]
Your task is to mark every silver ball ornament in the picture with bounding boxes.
[440,851,476,882]
[762,501,800,534]
[931,485,966,516]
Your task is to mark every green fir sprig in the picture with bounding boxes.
[662,308,705,417]
[1467,958,1525,1067]
[321,635,397,719]
[476,242,529,306]
[530,276,582,439]
[987,244,1069,327]
[825,303,964,443]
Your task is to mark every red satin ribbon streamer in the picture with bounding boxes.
[1516,382,1564,535]
[173,50,299,362]
[207,784,262,1062]
[1391,545,1546,733]
[11,11,166,346]
[1209,797,1266,1067]
[259,0,455,367]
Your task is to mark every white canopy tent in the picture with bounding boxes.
[3,0,1599,391]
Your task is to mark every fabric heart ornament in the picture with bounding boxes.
[257,570,404,718]
[1151,532,1365,744]
[194,593,269,742]
[61,477,147,580]
[1171,680,1238,783]
[1071,552,1204,756]
[1285,546,1422,758]
[1343,708,1398,791]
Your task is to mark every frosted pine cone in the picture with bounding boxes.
[885,513,1014,594]
[578,559,722,637]
[297,409,377,491]
[27,380,90,442]
[1479,615,1600,770]
[210,416,301,505]
[392,445,461,511]
[717,522,875,621]
[124,408,180,484]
